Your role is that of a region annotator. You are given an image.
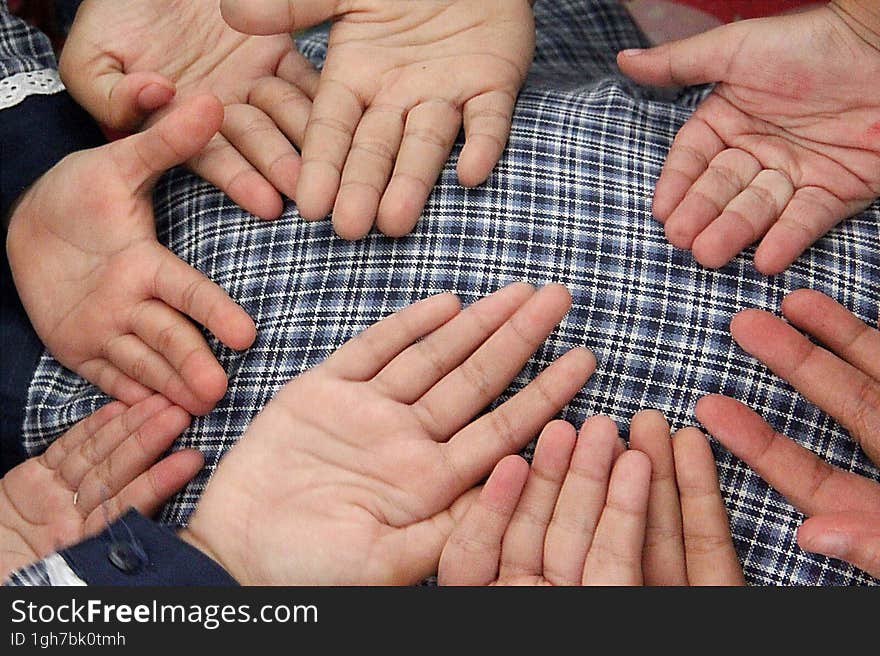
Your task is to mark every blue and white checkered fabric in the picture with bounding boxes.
[0,0,56,79]
[21,0,880,585]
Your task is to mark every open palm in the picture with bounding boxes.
[7,96,256,415]
[180,284,595,585]
[221,0,536,238]
[619,4,880,273]
[0,396,202,580]
[60,0,320,219]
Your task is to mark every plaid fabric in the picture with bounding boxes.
[20,0,880,586]
[0,0,56,78]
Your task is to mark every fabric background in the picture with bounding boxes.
[21,0,880,585]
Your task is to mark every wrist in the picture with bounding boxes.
[176,525,244,583]
[829,0,880,50]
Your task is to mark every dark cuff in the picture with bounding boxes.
[0,90,105,219]
[59,509,239,586]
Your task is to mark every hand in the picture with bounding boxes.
[438,411,743,585]
[618,2,880,273]
[59,0,321,219]
[220,0,536,238]
[696,287,880,577]
[178,283,596,584]
[6,95,256,415]
[0,395,202,580]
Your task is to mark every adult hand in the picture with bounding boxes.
[59,0,321,219]
[618,2,880,273]
[220,0,536,238]
[6,95,256,415]
[697,287,880,577]
[179,283,596,584]
[0,396,202,580]
[438,411,743,585]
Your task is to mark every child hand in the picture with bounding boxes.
[618,3,880,273]
[438,412,743,585]
[697,287,880,578]
[59,0,321,219]
[0,395,202,581]
[6,95,256,415]
[177,283,595,585]
[221,0,536,238]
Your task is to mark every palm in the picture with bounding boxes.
[183,284,595,585]
[61,0,319,219]
[0,396,201,580]
[6,97,256,415]
[620,6,880,273]
[286,0,536,237]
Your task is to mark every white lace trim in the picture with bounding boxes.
[0,69,65,110]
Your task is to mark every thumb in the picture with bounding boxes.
[797,512,880,578]
[60,46,175,131]
[220,0,337,35]
[112,95,225,195]
[617,23,741,87]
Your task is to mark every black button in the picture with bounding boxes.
[108,541,144,574]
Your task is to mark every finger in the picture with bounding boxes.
[385,487,481,585]
[629,410,687,585]
[249,76,313,146]
[695,395,880,516]
[691,169,794,269]
[541,416,621,585]
[275,50,320,99]
[672,427,744,585]
[730,308,880,461]
[333,103,406,240]
[78,358,154,407]
[153,247,257,352]
[414,284,573,438]
[782,288,880,382]
[437,456,530,586]
[220,0,336,35]
[798,512,880,579]
[498,421,577,579]
[663,148,762,250]
[84,450,204,534]
[376,100,461,237]
[295,80,364,221]
[103,334,210,416]
[59,44,175,130]
[652,112,726,221]
[372,282,535,403]
[59,395,172,490]
[443,347,596,496]
[41,402,128,470]
[582,450,652,586]
[753,186,849,275]
[322,292,462,381]
[112,95,224,195]
[76,404,191,514]
[457,90,516,187]
[221,103,301,201]
[616,23,742,87]
[188,132,284,220]
[129,299,229,406]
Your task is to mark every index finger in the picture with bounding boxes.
[730,307,880,461]
[671,427,744,585]
[695,395,880,517]
[152,248,256,352]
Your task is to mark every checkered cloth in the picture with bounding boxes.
[20,0,880,585]
[0,0,63,109]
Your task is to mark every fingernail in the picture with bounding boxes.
[620,48,645,57]
[802,531,850,559]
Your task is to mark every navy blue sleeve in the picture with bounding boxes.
[0,89,105,219]
[59,510,239,586]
